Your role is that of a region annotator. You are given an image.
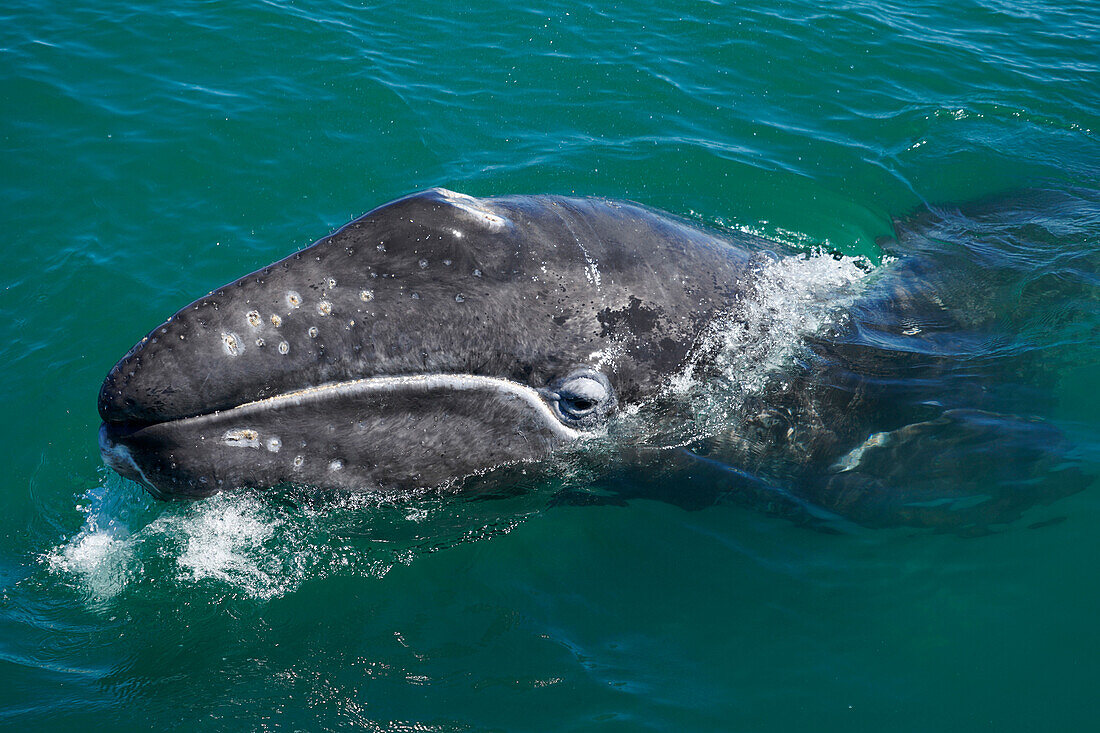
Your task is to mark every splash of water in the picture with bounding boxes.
[45,472,544,603]
[659,250,872,445]
[47,482,425,602]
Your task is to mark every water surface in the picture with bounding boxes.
[1,1,1098,730]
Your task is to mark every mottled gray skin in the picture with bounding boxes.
[99,188,758,498]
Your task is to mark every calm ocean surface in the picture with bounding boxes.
[2,1,1098,730]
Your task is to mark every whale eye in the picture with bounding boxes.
[545,368,615,429]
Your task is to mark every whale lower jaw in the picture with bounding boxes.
[101,373,583,438]
[98,373,583,498]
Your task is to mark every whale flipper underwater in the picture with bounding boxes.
[98,187,1091,529]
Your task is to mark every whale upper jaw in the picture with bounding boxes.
[94,188,532,429]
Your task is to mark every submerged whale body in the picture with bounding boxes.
[98,188,1087,529]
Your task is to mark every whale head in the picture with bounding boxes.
[98,189,750,498]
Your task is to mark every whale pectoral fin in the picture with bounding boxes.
[816,409,1089,530]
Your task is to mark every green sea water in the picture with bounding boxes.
[2,1,1099,730]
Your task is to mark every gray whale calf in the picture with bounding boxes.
[99,188,1086,529]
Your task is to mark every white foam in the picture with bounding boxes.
[666,250,871,441]
[46,481,445,603]
[47,527,135,602]
[174,497,277,587]
[45,479,148,603]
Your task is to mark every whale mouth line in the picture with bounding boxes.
[101,373,584,441]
